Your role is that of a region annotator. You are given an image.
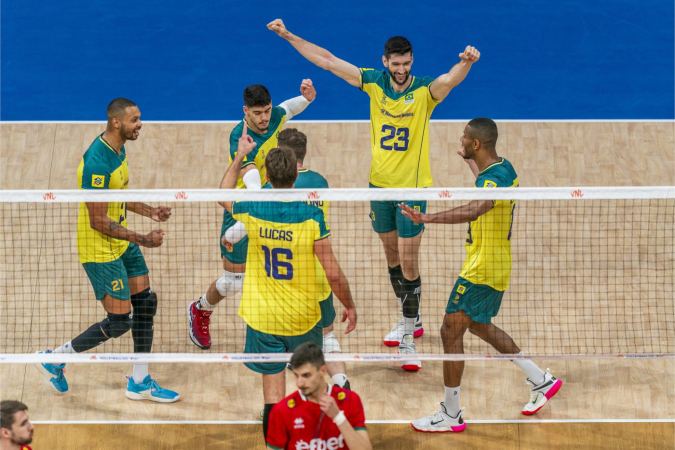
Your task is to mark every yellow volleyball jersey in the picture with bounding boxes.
[359,69,442,188]
[264,169,332,301]
[76,135,130,264]
[229,106,287,190]
[232,201,330,336]
[459,158,519,291]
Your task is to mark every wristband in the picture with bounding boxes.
[332,410,346,426]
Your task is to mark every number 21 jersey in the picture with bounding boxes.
[360,69,442,188]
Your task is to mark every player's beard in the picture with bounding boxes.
[388,68,410,86]
[11,432,33,445]
[122,124,141,141]
[461,144,474,160]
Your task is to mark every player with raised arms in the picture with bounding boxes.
[399,118,562,432]
[34,98,179,402]
[221,127,358,439]
[188,82,316,349]
[268,19,479,370]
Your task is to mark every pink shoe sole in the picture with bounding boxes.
[522,379,562,416]
[383,327,424,346]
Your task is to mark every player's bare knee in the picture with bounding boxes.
[216,270,244,297]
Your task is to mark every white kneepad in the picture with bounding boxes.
[216,271,244,297]
[323,331,342,353]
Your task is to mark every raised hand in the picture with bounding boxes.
[267,19,290,39]
[459,46,480,63]
[300,79,316,102]
[151,206,172,222]
[238,123,257,158]
[318,392,341,419]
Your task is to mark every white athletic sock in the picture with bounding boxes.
[403,317,416,337]
[197,294,216,311]
[332,374,348,388]
[444,386,461,416]
[133,363,149,384]
[512,352,545,385]
[53,341,76,354]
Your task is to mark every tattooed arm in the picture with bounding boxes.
[86,202,164,248]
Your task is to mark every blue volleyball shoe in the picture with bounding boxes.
[125,375,180,403]
[33,350,68,393]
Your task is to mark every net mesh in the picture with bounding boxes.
[1,188,674,360]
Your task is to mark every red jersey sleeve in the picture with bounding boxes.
[346,391,366,430]
[266,403,289,449]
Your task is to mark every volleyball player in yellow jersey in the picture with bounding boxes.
[188,82,316,349]
[221,129,357,439]
[400,119,562,432]
[268,19,479,370]
[34,99,179,402]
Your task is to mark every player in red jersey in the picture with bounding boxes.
[266,342,372,450]
[1,401,34,450]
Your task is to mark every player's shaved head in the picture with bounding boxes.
[266,147,297,188]
[107,98,137,120]
[278,128,307,162]
[290,342,325,371]
[384,36,413,59]
[466,118,498,149]
[244,84,272,108]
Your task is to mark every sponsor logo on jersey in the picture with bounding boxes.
[92,175,105,187]
[404,93,414,104]
[294,417,305,429]
[483,180,497,188]
[295,436,345,450]
[287,399,296,409]
[337,392,346,401]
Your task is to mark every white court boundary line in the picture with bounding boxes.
[30,419,675,425]
[1,119,674,124]
[3,352,674,364]
[2,186,675,203]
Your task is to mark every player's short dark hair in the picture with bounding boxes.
[265,147,297,188]
[467,118,498,148]
[384,36,413,59]
[1,400,28,430]
[243,84,272,108]
[107,98,137,120]
[291,342,325,371]
[278,128,308,162]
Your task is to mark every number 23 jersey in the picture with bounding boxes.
[360,68,442,189]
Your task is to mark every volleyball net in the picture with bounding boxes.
[1,187,673,364]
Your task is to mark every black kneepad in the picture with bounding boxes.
[101,312,133,338]
[131,289,158,318]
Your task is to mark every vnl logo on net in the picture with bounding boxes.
[175,191,188,200]
[307,191,321,200]
[43,192,56,200]
[571,189,584,198]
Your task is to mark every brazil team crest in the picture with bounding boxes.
[404,93,414,104]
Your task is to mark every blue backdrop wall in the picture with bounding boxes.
[2,0,673,120]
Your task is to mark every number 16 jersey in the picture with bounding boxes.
[232,201,330,336]
[360,68,442,188]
